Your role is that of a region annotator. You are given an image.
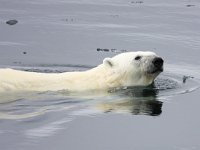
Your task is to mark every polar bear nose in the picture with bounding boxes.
[152,57,164,68]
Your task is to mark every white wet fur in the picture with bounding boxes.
[0,51,163,93]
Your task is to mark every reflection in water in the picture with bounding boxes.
[97,84,162,116]
[98,100,162,116]
[0,84,162,120]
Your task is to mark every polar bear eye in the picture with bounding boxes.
[135,56,142,60]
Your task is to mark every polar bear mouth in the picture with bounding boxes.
[146,66,163,75]
[150,67,163,74]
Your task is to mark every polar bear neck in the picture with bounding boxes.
[111,69,154,87]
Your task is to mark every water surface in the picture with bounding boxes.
[0,0,200,150]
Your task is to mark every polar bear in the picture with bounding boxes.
[0,51,163,93]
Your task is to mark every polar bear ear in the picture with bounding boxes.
[103,58,113,68]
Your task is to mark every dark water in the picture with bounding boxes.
[1,0,200,150]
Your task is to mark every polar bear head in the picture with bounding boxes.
[103,51,163,87]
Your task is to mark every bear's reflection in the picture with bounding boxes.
[97,84,163,116]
